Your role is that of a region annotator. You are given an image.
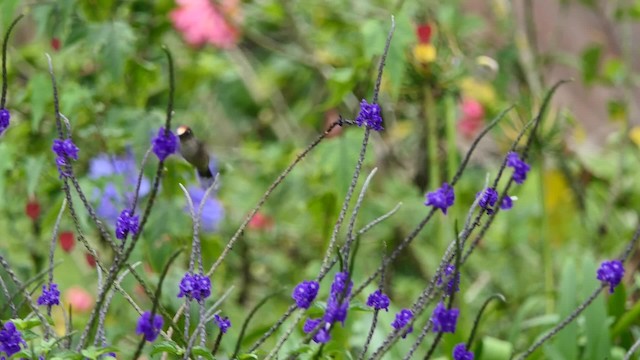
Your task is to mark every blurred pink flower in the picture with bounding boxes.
[461,98,484,120]
[457,98,485,139]
[65,287,94,313]
[170,0,241,49]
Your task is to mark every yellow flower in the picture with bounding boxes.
[413,43,437,64]
[460,77,497,107]
[630,126,640,147]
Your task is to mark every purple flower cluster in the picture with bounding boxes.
[453,343,474,360]
[597,259,625,293]
[303,318,331,344]
[0,321,26,357]
[178,272,211,301]
[477,188,498,213]
[136,311,163,342]
[355,99,384,131]
[0,108,10,135]
[37,283,61,307]
[302,272,353,343]
[292,280,320,309]
[391,308,413,338]
[152,127,178,161]
[425,183,455,214]
[115,209,139,240]
[214,314,232,334]
[366,289,390,311]
[506,152,530,184]
[431,302,459,333]
[437,264,460,296]
[90,149,151,225]
[185,185,225,233]
[52,138,79,177]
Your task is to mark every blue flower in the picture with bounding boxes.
[52,138,79,177]
[292,280,320,309]
[355,99,384,131]
[136,311,163,342]
[0,321,27,356]
[366,289,390,311]
[90,150,151,224]
[303,318,331,344]
[0,108,10,135]
[431,302,459,333]
[185,186,224,233]
[506,152,531,184]
[115,209,140,240]
[214,314,231,334]
[500,195,513,210]
[453,343,474,360]
[330,272,353,298]
[476,188,498,214]
[37,283,61,307]
[324,295,349,326]
[391,309,413,338]
[425,183,455,214]
[178,272,211,301]
[597,260,624,293]
[152,127,177,161]
[437,264,460,296]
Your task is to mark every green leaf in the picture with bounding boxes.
[191,346,215,360]
[581,254,610,360]
[151,340,184,356]
[11,317,43,330]
[29,73,50,132]
[552,258,577,360]
[603,58,627,85]
[25,155,46,197]
[580,45,601,84]
[237,354,259,360]
[87,21,136,79]
[607,100,627,122]
[612,292,640,337]
[478,336,512,359]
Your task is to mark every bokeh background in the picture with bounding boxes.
[1,0,640,358]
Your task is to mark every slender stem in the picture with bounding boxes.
[1,15,24,109]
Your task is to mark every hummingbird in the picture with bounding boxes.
[176,125,216,189]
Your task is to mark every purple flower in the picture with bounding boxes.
[214,314,231,334]
[136,311,163,342]
[500,195,513,210]
[366,290,390,311]
[185,186,224,233]
[0,108,10,134]
[303,318,331,344]
[0,321,26,356]
[37,283,61,307]
[330,272,353,298]
[425,183,455,214]
[506,152,531,184]
[597,260,625,293]
[437,264,460,296]
[115,209,139,240]
[431,302,459,333]
[324,295,349,326]
[178,272,211,301]
[477,188,498,214]
[52,138,79,160]
[355,99,384,131]
[292,280,320,309]
[453,343,474,360]
[152,127,177,161]
[392,309,413,338]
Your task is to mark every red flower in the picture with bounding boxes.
[169,0,242,49]
[25,199,40,220]
[51,38,61,51]
[457,98,485,139]
[416,24,432,43]
[59,231,75,253]
[85,253,96,268]
[248,212,273,231]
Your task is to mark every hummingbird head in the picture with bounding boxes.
[177,125,193,140]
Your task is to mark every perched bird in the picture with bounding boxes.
[176,125,216,189]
